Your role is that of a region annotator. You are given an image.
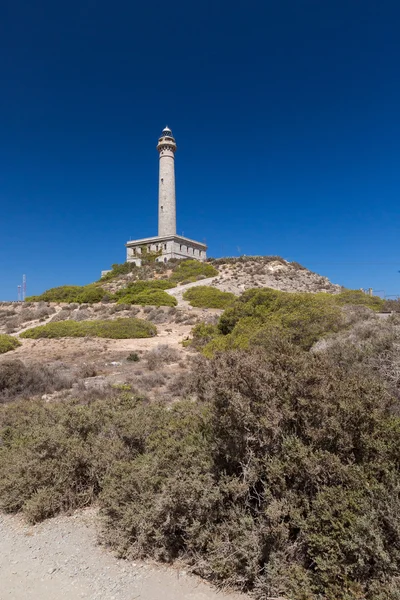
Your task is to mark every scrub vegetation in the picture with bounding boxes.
[183,286,235,308]
[0,276,398,600]
[0,334,21,354]
[115,280,177,307]
[194,287,384,355]
[20,318,156,339]
[26,285,109,304]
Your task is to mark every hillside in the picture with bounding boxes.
[0,256,399,600]
[98,256,340,295]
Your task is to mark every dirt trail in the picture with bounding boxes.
[0,510,247,600]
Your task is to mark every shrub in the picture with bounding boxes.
[0,359,73,401]
[334,289,384,311]
[115,280,175,297]
[99,346,400,600]
[183,286,235,308]
[0,334,21,354]
[20,318,157,340]
[214,288,344,351]
[185,322,220,350]
[0,394,167,522]
[1,338,400,599]
[100,262,138,281]
[145,344,180,370]
[382,298,400,313]
[115,281,177,307]
[127,352,140,362]
[118,289,177,307]
[26,285,110,304]
[169,260,218,284]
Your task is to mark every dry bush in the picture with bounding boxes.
[34,307,54,320]
[145,345,180,370]
[0,359,74,401]
[77,363,98,378]
[146,308,170,324]
[50,309,71,322]
[71,309,91,322]
[5,317,22,333]
[137,371,167,390]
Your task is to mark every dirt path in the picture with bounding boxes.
[0,509,247,600]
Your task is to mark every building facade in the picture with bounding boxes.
[126,127,207,265]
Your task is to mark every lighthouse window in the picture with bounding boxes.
[164,244,167,249]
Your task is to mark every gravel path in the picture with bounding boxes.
[0,509,247,600]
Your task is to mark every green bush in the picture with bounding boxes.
[183,286,235,308]
[0,335,21,354]
[26,285,109,304]
[117,289,177,307]
[126,352,140,362]
[115,280,177,306]
[213,288,344,352]
[20,318,156,339]
[184,322,221,350]
[335,289,384,311]
[170,260,218,284]
[99,262,138,281]
[200,288,388,357]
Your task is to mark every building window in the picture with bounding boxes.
[164,244,167,249]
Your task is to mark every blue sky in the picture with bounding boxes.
[1,0,399,299]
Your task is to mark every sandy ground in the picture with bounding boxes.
[0,510,248,600]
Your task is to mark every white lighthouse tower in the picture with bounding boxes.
[157,126,177,237]
[126,126,207,265]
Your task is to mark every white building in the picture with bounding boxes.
[125,127,207,265]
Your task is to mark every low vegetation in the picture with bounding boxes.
[26,285,109,304]
[196,287,385,355]
[20,318,156,339]
[115,280,177,307]
[1,319,399,598]
[334,288,384,311]
[0,334,21,354]
[0,359,73,402]
[183,286,235,308]
[169,260,218,284]
[1,273,398,600]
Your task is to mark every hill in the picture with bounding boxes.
[0,256,399,600]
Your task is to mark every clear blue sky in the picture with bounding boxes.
[1,0,399,299]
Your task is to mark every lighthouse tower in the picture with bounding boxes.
[157,127,177,237]
[125,126,207,265]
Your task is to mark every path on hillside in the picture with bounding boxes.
[0,510,247,600]
[11,306,64,337]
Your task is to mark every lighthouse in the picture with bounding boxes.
[157,126,177,237]
[125,126,207,265]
